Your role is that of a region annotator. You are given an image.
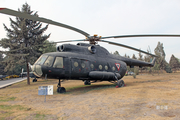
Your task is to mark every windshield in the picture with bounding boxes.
[44,56,55,67]
[35,55,48,65]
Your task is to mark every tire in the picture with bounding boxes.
[32,79,36,82]
[84,80,91,85]
[32,78,37,82]
[57,87,66,93]
[117,80,124,87]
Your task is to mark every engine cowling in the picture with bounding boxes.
[88,46,96,54]
[56,45,64,52]
[56,44,83,52]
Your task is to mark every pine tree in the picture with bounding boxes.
[138,52,143,61]
[0,53,5,75]
[42,40,56,54]
[138,52,143,73]
[154,42,168,72]
[169,54,180,72]
[132,54,137,59]
[143,50,152,73]
[0,3,50,84]
[113,51,120,56]
[124,54,127,58]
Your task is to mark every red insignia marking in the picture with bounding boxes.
[0,8,5,10]
[115,63,121,71]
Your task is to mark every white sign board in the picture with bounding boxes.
[47,85,53,95]
[38,85,53,95]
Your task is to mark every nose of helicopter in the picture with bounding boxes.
[32,64,43,77]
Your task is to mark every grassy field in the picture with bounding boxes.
[0,73,180,120]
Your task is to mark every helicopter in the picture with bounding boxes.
[1,8,180,93]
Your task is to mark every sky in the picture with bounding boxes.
[0,0,180,62]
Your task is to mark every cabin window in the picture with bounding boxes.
[81,62,85,68]
[44,56,54,67]
[53,57,63,68]
[112,66,115,71]
[90,64,94,69]
[74,62,78,67]
[35,55,48,65]
[105,65,108,70]
[99,65,102,70]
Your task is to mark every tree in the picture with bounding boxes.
[138,52,143,61]
[124,54,127,58]
[132,54,137,59]
[41,40,56,54]
[154,42,167,71]
[152,62,160,75]
[113,51,120,56]
[0,53,6,75]
[144,49,151,62]
[143,49,152,73]
[169,54,180,72]
[0,3,50,84]
[138,52,143,73]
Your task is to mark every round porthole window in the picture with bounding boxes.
[105,65,108,70]
[112,66,115,71]
[74,62,78,67]
[81,63,85,68]
[90,64,94,69]
[99,65,102,70]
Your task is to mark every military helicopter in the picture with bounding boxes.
[1,8,180,93]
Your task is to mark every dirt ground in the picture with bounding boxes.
[0,72,180,120]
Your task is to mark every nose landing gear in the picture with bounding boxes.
[57,79,66,93]
[32,78,37,82]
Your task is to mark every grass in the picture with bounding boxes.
[0,104,26,110]
[0,73,180,119]
[35,113,46,119]
[0,97,16,102]
[0,104,27,120]
[133,79,171,83]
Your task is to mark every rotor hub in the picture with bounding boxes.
[86,34,102,45]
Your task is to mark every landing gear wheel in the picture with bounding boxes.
[32,78,37,82]
[57,87,66,93]
[57,79,66,93]
[84,80,91,85]
[117,80,124,87]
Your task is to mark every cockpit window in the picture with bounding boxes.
[53,57,63,68]
[44,56,54,67]
[35,55,48,65]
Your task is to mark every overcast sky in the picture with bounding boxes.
[1,0,180,62]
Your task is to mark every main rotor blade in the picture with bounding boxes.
[0,8,90,37]
[52,39,85,44]
[101,34,180,39]
[101,40,157,57]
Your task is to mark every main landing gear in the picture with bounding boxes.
[84,80,91,85]
[57,79,66,93]
[117,79,125,87]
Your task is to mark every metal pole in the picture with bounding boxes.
[44,87,47,102]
